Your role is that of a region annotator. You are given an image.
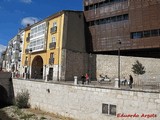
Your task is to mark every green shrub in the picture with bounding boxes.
[15,89,30,108]
[132,60,146,75]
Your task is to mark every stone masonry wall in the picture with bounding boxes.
[0,72,14,104]
[61,49,89,81]
[97,55,160,84]
[13,79,160,120]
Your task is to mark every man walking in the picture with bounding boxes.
[129,75,133,89]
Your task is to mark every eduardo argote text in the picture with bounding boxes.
[117,113,157,118]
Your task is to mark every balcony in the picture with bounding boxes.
[49,42,56,49]
[50,26,57,34]
[49,58,54,65]
[20,39,23,43]
[25,49,29,54]
[26,37,30,42]
[18,57,21,62]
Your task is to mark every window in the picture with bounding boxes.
[53,22,57,27]
[85,6,89,11]
[143,30,151,37]
[117,15,123,21]
[25,56,28,61]
[50,53,54,58]
[151,29,159,37]
[102,103,116,116]
[30,22,46,52]
[87,14,128,27]
[84,0,127,11]
[94,20,99,25]
[123,14,128,20]
[49,53,54,64]
[52,36,56,43]
[99,19,106,24]
[131,32,143,39]
[111,16,117,22]
[131,28,160,39]
[110,104,116,115]
[102,104,108,114]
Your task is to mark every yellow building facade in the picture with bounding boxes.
[21,10,88,81]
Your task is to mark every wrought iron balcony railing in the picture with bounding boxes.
[49,42,56,49]
[50,26,57,34]
[49,58,54,65]
[26,37,30,42]
[25,49,29,54]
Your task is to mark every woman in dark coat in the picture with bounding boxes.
[129,75,133,88]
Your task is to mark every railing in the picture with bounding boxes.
[50,26,57,34]
[97,78,160,92]
[26,37,30,42]
[49,58,54,65]
[25,49,29,54]
[49,42,56,49]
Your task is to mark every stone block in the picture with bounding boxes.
[155,99,160,104]
[117,94,123,99]
[150,94,159,99]
[148,103,157,110]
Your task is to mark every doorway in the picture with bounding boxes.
[48,68,53,80]
[31,56,43,79]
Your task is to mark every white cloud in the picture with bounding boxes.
[20,0,32,4]
[21,17,39,26]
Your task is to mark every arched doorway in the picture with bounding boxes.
[0,85,8,108]
[31,56,43,79]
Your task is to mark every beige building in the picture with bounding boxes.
[21,10,89,81]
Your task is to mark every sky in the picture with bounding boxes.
[0,0,83,46]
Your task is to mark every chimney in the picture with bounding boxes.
[27,24,30,27]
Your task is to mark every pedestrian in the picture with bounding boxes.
[85,73,89,84]
[81,75,86,84]
[129,75,133,88]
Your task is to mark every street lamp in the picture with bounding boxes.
[89,53,92,83]
[118,40,121,88]
[28,48,32,79]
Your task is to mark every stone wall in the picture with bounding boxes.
[97,55,160,84]
[13,79,160,120]
[61,49,92,81]
[0,72,14,104]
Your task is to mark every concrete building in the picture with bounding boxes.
[84,0,160,56]
[2,30,24,78]
[22,10,88,81]
[84,0,160,82]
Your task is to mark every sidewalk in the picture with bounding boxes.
[16,78,160,93]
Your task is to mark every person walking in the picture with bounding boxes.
[129,75,133,89]
[81,75,86,84]
[85,73,89,85]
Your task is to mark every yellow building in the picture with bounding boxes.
[22,10,88,81]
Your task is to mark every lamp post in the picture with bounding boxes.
[28,48,32,79]
[118,40,121,88]
[89,53,92,83]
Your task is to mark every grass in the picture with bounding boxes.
[0,106,74,120]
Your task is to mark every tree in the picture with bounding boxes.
[132,60,145,75]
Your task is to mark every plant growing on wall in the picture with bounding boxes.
[15,89,30,108]
[132,60,146,75]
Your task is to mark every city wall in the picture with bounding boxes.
[13,79,160,120]
[96,55,160,84]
